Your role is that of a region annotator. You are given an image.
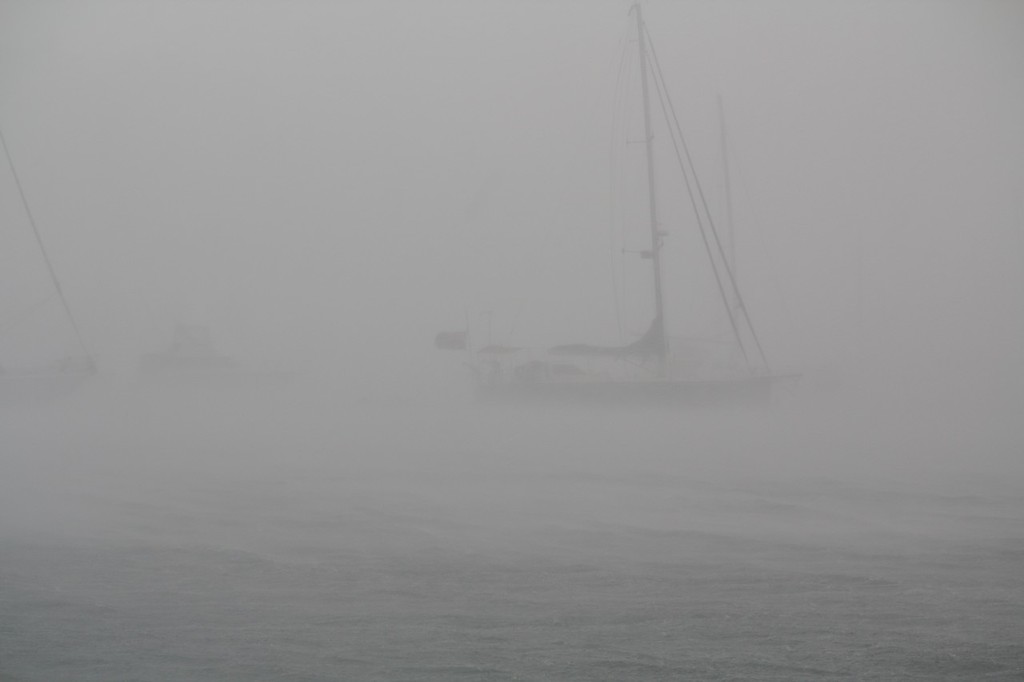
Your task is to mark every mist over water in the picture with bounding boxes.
[2,0,1023,679]
[3,378,1022,679]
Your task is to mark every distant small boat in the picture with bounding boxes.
[139,324,236,374]
[138,324,292,390]
[437,4,797,407]
[0,126,95,406]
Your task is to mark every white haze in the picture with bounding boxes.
[1,1,1023,678]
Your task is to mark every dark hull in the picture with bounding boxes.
[476,375,792,408]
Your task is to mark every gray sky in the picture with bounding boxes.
[2,0,1022,404]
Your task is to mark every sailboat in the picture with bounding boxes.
[0,126,95,406]
[139,324,237,375]
[437,4,796,407]
[136,323,296,393]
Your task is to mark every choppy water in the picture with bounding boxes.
[2,383,1023,680]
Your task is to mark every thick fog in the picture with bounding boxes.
[2,0,1020,463]
[1,1,1023,679]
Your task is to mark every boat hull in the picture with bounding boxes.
[475,375,792,408]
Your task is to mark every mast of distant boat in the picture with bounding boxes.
[634,3,668,373]
[0,125,93,368]
[718,95,736,282]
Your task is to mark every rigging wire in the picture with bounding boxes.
[0,124,93,361]
[643,24,770,371]
[634,18,750,370]
[647,56,752,371]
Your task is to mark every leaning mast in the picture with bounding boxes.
[0,125,92,364]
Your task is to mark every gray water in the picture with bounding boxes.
[2,382,1023,680]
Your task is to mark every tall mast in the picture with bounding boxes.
[717,94,735,280]
[634,3,667,370]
